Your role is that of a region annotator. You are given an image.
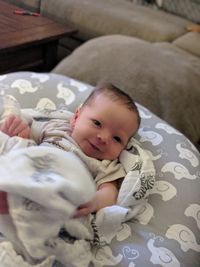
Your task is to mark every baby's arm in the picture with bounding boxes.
[95,181,118,209]
[0,114,31,138]
[74,181,118,218]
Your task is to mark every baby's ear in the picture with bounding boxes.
[70,108,80,129]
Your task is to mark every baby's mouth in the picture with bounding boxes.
[88,141,101,152]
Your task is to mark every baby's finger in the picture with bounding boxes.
[5,114,17,126]
[18,127,30,138]
[73,207,90,218]
[1,115,15,132]
[0,117,14,134]
[12,123,27,136]
[7,117,26,136]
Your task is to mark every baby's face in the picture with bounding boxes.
[70,94,138,160]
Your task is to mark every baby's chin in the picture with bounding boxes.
[83,150,108,161]
[80,142,121,161]
[83,150,103,160]
[88,152,120,161]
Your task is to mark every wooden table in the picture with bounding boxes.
[0,1,77,74]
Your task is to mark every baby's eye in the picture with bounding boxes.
[113,136,122,143]
[92,120,101,127]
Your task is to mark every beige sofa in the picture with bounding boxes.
[3,0,200,58]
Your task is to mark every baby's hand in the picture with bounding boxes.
[0,114,30,138]
[74,197,98,218]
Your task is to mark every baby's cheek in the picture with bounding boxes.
[108,146,122,160]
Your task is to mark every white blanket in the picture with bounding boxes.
[0,95,156,267]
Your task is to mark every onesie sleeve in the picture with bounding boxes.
[95,159,126,187]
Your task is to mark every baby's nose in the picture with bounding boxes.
[97,131,110,145]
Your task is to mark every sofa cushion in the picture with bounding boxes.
[3,0,41,12]
[157,0,200,23]
[52,35,200,146]
[41,0,191,42]
[173,32,200,57]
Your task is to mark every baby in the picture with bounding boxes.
[0,83,141,217]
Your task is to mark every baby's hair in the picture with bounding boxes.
[82,82,141,129]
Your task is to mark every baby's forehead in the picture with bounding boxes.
[87,96,136,118]
[87,93,124,108]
